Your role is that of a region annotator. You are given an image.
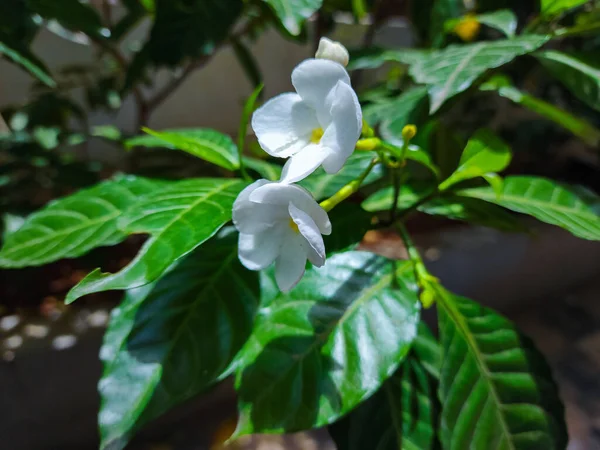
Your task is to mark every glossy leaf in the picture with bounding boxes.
[0,176,164,268]
[408,35,550,112]
[234,251,421,436]
[481,75,600,146]
[439,129,511,190]
[130,128,240,171]
[541,0,588,16]
[436,288,567,449]
[299,153,384,200]
[362,182,435,213]
[242,157,282,181]
[324,203,372,254]
[262,0,323,35]
[99,229,259,450]
[66,178,247,303]
[0,42,55,88]
[460,176,600,240]
[536,50,600,113]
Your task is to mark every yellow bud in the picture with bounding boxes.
[419,289,436,309]
[355,137,380,151]
[402,124,417,142]
[454,14,481,42]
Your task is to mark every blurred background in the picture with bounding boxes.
[1,0,600,449]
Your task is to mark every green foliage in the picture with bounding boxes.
[99,229,259,450]
[460,176,600,240]
[0,176,164,268]
[445,9,518,38]
[27,0,104,38]
[324,203,372,253]
[436,288,567,449]
[0,42,54,87]
[262,0,323,35]
[540,0,589,17]
[234,251,421,436]
[407,35,550,112]
[536,50,600,113]
[66,178,247,303]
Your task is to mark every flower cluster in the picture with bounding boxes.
[233,38,363,292]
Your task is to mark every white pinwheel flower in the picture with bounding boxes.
[251,58,362,184]
[232,180,332,292]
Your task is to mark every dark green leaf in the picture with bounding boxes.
[446,9,517,37]
[536,50,600,113]
[99,229,259,450]
[430,0,466,46]
[481,75,600,146]
[242,157,282,181]
[436,288,567,449]
[27,0,105,38]
[234,251,421,436]
[299,152,384,200]
[408,35,550,112]
[0,42,55,87]
[324,203,372,253]
[130,128,240,171]
[459,176,600,240]
[362,182,435,213]
[262,0,323,35]
[147,0,243,66]
[66,178,247,303]
[541,0,588,16]
[0,175,164,268]
[439,129,511,190]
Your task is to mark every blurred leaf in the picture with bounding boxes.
[232,38,262,89]
[481,75,600,146]
[27,0,105,38]
[66,178,248,303]
[430,0,466,46]
[99,229,259,450]
[242,157,281,181]
[146,0,243,66]
[408,35,550,112]
[33,126,60,149]
[135,128,240,171]
[439,129,511,191]
[299,152,384,200]
[0,42,55,87]
[436,287,567,449]
[324,203,372,253]
[446,9,517,37]
[541,0,588,16]
[0,175,164,268]
[536,50,600,113]
[233,251,420,436]
[351,0,367,20]
[261,0,323,35]
[362,181,435,213]
[238,84,264,161]
[348,47,429,70]
[460,176,600,240]
[92,125,122,141]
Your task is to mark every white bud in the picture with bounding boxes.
[315,37,349,67]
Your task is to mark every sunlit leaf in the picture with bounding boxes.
[262,0,323,35]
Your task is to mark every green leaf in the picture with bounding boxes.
[66,178,247,303]
[99,229,259,450]
[134,128,240,171]
[324,203,372,253]
[347,48,429,71]
[329,354,438,450]
[382,141,440,177]
[238,84,264,163]
[363,86,429,129]
[27,0,105,38]
[430,0,466,46]
[420,196,527,232]
[299,152,384,200]
[242,157,282,181]
[408,35,550,112]
[439,129,511,191]
[262,0,323,35]
[0,175,164,268]
[536,50,600,113]
[146,0,243,67]
[0,42,55,88]
[541,0,588,16]
[446,9,518,37]
[436,288,567,449]
[481,75,600,146]
[362,182,435,213]
[234,251,421,436]
[92,125,122,141]
[460,175,600,240]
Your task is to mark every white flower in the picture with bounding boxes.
[232,180,332,292]
[315,37,350,67]
[251,59,362,184]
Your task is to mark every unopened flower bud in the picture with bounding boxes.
[315,37,350,67]
[402,124,417,142]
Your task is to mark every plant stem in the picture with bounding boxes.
[319,157,379,212]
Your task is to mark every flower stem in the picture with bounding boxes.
[319,157,379,212]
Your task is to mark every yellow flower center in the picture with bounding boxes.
[289,218,300,234]
[310,127,324,144]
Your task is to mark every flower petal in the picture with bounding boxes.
[289,202,326,266]
[238,228,284,270]
[321,81,363,173]
[233,180,286,233]
[280,144,330,184]
[249,183,331,235]
[292,59,350,113]
[251,92,319,157]
[275,235,307,292]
